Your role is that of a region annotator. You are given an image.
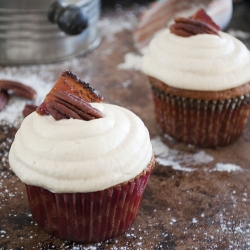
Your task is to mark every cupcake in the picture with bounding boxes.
[8,70,155,243]
[141,9,250,147]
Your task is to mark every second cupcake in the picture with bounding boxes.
[142,9,250,147]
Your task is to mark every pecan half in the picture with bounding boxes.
[46,91,104,121]
[0,80,36,100]
[37,70,103,116]
[22,104,38,118]
[170,8,220,37]
[191,8,220,31]
[0,90,9,111]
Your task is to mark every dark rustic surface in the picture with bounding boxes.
[1,2,250,250]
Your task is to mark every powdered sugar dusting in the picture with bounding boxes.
[0,69,54,127]
[228,29,250,39]
[0,54,97,127]
[0,97,27,127]
[151,136,169,157]
[212,163,243,172]
[98,11,136,43]
[151,136,245,174]
[122,80,132,88]
[151,136,214,171]
[117,52,142,71]
[157,158,195,172]
[193,151,214,164]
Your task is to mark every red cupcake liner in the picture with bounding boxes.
[151,83,250,147]
[25,156,155,244]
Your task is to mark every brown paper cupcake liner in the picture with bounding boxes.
[25,155,155,244]
[151,83,250,147]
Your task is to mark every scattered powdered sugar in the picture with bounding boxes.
[218,212,250,247]
[0,97,26,127]
[118,47,149,72]
[151,136,214,172]
[211,163,243,172]
[227,29,250,39]
[0,51,99,127]
[151,136,169,157]
[72,247,97,250]
[98,10,136,43]
[0,69,54,127]
[170,218,177,224]
[192,218,198,224]
[193,151,214,164]
[157,158,195,172]
[151,136,244,174]
[122,79,132,88]
[117,52,142,71]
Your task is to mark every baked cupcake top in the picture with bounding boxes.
[9,103,152,193]
[9,71,153,193]
[141,9,250,91]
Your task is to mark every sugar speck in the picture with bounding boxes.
[211,163,243,172]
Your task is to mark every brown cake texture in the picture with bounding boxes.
[149,76,250,147]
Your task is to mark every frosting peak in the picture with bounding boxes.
[9,103,153,193]
[142,29,250,91]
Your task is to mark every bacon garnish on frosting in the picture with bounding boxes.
[37,70,104,121]
[170,8,220,37]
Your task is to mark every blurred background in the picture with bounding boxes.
[0,0,249,65]
[101,0,250,7]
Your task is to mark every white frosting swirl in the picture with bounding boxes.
[142,30,250,91]
[9,103,153,193]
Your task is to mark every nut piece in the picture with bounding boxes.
[37,70,103,116]
[46,91,104,121]
[46,101,81,120]
[170,18,219,37]
[22,104,38,118]
[0,90,9,111]
[0,80,37,100]
[190,8,220,31]
[170,8,220,37]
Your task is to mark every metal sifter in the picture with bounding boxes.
[0,0,101,65]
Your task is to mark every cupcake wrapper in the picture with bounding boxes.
[25,157,155,244]
[151,83,250,147]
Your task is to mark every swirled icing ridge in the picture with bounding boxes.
[142,30,250,91]
[9,103,153,193]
